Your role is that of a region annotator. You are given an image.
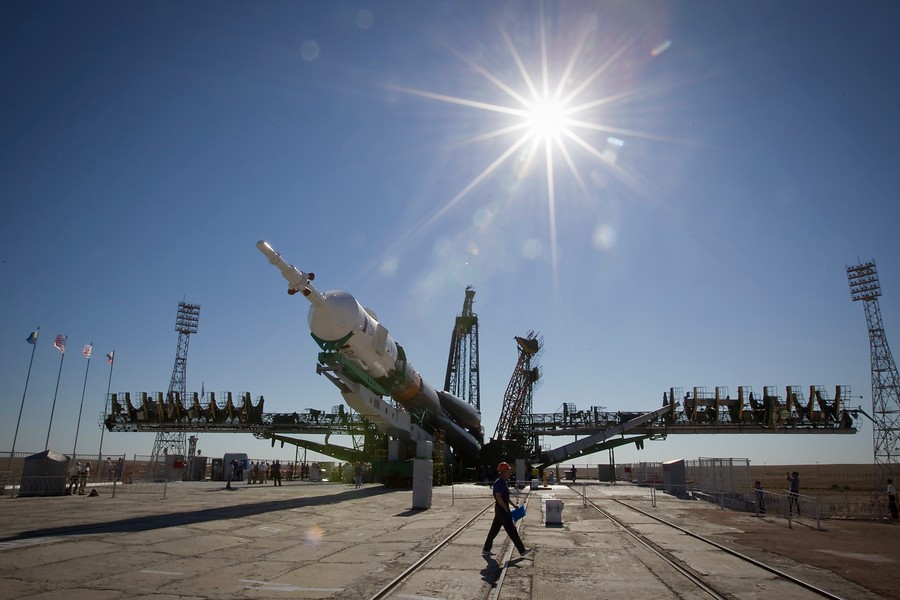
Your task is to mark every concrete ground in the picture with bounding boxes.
[0,480,896,599]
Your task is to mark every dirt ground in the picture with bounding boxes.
[686,506,900,598]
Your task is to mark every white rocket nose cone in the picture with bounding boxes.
[308,290,361,341]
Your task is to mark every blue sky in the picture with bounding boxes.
[2,1,898,468]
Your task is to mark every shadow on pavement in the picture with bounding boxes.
[0,486,398,542]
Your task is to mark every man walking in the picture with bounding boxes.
[483,462,531,557]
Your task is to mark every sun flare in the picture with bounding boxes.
[380,5,671,295]
[523,96,571,141]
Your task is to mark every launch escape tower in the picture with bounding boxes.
[494,332,543,458]
[444,286,481,413]
[149,301,200,478]
[847,261,900,482]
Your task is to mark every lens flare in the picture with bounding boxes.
[374,3,673,296]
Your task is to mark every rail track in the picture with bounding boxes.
[572,486,848,600]
[367,484,856,600]
[367,498,532,600]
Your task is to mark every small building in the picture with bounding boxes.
[662,458,687,499]
[19,450,69,497]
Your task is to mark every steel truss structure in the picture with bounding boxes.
[848,261,900,482]
[149,301,199,478]
[444,286,480,412]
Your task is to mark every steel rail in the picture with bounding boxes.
[614,498,847,600]
[583,496,727,599]
[488,498,530,600]
[368,502,493,600]
[569,484,845,600]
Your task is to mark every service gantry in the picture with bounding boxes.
[493,332,542,458]
[444,286,480,412]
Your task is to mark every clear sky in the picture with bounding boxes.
[2,1,899,469]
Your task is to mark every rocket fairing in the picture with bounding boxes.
[256,241,482,457]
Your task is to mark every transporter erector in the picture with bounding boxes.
[257,241,483,463]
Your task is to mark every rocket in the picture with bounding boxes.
[256,241,482,458]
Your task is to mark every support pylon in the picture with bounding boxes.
[149,301,200,480]
[848,261,900,483]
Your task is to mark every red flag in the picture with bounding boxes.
[83,344,92,359]
[107,351,115,364]
[54,334,67,353]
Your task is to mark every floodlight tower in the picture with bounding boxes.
[149,301,200,478]
[847,261,900,482]
[444,286,480,412]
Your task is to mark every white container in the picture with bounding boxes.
[412,458,433,509]
[543,498,564,525]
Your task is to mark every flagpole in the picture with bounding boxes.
[10,327,40,473]
[97,351,114,474]
[45,343,66,452]
[71,344,92,461]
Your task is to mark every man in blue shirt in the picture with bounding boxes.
[483,462,531,557]
[787,471,800,515]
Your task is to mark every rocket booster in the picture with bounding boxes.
[256,241,482,457]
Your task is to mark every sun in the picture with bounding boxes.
[379,5,671,294]
[523,96,571,141]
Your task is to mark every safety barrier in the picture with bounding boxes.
[16,475,70,497]
[108,479,168,499]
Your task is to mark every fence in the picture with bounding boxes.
[0,451,163,498]
[608,463,891,524]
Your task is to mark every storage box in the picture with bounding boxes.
[543,498,564,525]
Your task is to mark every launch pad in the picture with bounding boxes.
[103,242,861,479]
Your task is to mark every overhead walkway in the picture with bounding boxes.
[527,385,858,467]
[104,391,368,436]
[531,385,858,437]
[104,384,860,467]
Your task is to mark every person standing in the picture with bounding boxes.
[78,462,91,495]
[482,462,531,557]
[354,463,363,489]
[68,461,80,495]
[227,458,238,490]
[887,479,898,520]
[787,471,800,515]
[754,480,765,515]
[272,460,282,486]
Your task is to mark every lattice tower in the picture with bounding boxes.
[443,286,480,412]
[848,261,900,482]
[150,301,200,478]
[493,332,542,453]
